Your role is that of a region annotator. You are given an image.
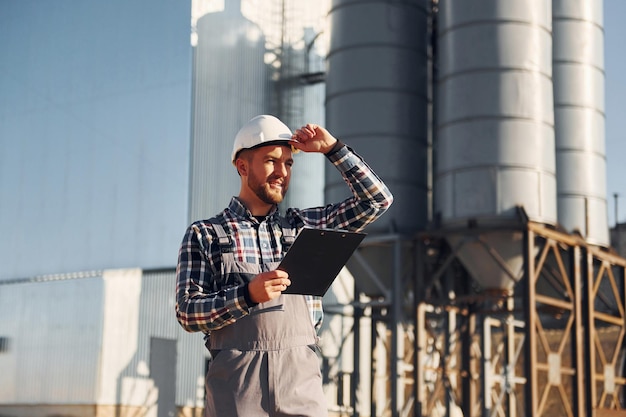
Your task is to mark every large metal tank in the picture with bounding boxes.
[435,0,557,290]
[189,1,270,222]
[325,0,430,296]
[325,0,430,235]
[553,0,608,246]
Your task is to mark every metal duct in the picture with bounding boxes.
[553,0,608,246]
[325,0,430,236]
[435,0,556,290]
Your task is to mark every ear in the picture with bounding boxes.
[235,158,248,177]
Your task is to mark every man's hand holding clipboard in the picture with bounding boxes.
[278,227,366,296]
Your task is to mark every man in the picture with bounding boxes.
[176,115,393,416]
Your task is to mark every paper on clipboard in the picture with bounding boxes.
[278,227,366,296]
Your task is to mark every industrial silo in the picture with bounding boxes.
[326,0,430,236]
[325,0,429,296]
[435,0,557,291]
[189,1,270,222]
[324,1,429,412]
[553,0,608,246]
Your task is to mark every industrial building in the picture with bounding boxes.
[1,1,625,417]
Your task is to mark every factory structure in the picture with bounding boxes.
[1,1,625,417]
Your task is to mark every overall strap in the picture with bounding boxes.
[278,216,297,253]
[210,221,235,264]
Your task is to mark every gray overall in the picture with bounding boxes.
[204,222,328,417]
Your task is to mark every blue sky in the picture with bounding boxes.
[604,0,626,226]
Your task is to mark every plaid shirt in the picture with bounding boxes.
[175,144,393,335]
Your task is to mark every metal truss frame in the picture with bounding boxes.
[323,220,626,417]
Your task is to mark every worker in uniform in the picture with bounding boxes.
[175,115,393,416]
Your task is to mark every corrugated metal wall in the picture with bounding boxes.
[105,269,206,410]
[135,269,206,410]
[0,273,104,404]
[0,269,205,413]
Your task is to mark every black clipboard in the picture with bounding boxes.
[278,227,366,296]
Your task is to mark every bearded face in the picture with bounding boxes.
[239,145,293,209]
[247,163,289,205]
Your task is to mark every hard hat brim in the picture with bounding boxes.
[232,139,293,163]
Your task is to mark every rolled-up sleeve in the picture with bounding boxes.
[299,145,394,231]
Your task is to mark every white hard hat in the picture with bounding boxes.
[231,115,293,163]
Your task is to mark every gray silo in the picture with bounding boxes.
[324,1,429,412]
[435,0,557,291]
[189,1,270,222]
[553,0,608,246]
[326,0,430,236]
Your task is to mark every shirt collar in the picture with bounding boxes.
[227,197,278,222]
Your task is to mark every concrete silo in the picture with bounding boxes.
[553,0,608,246]
[435,0,556,291]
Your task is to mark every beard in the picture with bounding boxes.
[248,171,288,205]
